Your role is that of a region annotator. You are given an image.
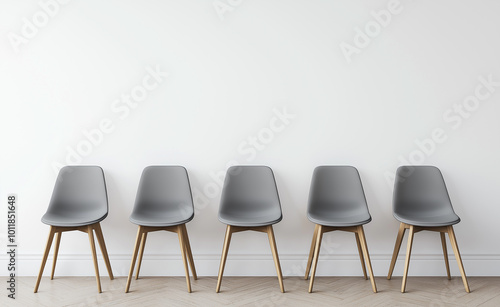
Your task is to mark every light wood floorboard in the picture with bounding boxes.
[5,276,500,306]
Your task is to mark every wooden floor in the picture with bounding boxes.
[6,276,500,306]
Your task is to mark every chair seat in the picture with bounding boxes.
[41,206,107,227]
[129,166,195,227]
[130,204,194,227]
[219,204,282,227]
[307,210,371,227]
[393,211,460,227]
[392,166,461,227]
[41,166,109,228]
[306,166,372,228]
[218,166,283,227]
[393,200,460,227]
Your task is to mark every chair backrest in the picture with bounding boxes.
[133,166,194,215]
[48,166,108,214]
[219,166,282,214]
[308,166,369,213]
[393,165,454,214]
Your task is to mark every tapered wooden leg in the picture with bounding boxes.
[50,231,61,280]
[388,223,406,280]
[267,226,285,293]
[401,225,415,293]
[308,225,323,293]
[135,232,148,280]
[440,232,451,280]
[447,226,470,293]
[177,225,192,293]
[125,226,143,293]
[94,223,114,280]
[355,232,368,280]
[216,225,233,293]
[357,226,377,293]
[181,224,197,280]
[87,225,102,293]
[305,224,319,280]
[34,226,56,293]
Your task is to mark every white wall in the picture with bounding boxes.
[1,0,500,277]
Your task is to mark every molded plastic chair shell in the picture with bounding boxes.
[41,166,108,227]
[129,166,194,227]
[307,166,372,227]
[393,165,460,227]
[218,165,282,227]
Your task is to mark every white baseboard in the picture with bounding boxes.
[2,253,500,277]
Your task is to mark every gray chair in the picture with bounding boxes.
[216,166,284,293]
[125,166,196,293]
[305,166,377,293]
[34,166,113,293]
[387,166,470,293]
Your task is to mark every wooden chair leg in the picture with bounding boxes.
[125,226,143,293]
[34,226,56,293]
[50,231,61,280]
[355,232,368,280]
[216,225,233,293]
[305,224,319,280]
[267,225,285,293]
[177,225,192,293]
[357,226,377,293]
[94,223,114,280]
[447,226,470,293]
[87,225,102,293]
[182,224,197,280]
[308,225,323,293]
[440,232,451,280]
[135,232,148,280]
[388,222,406,280]
[401,225,415,293]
